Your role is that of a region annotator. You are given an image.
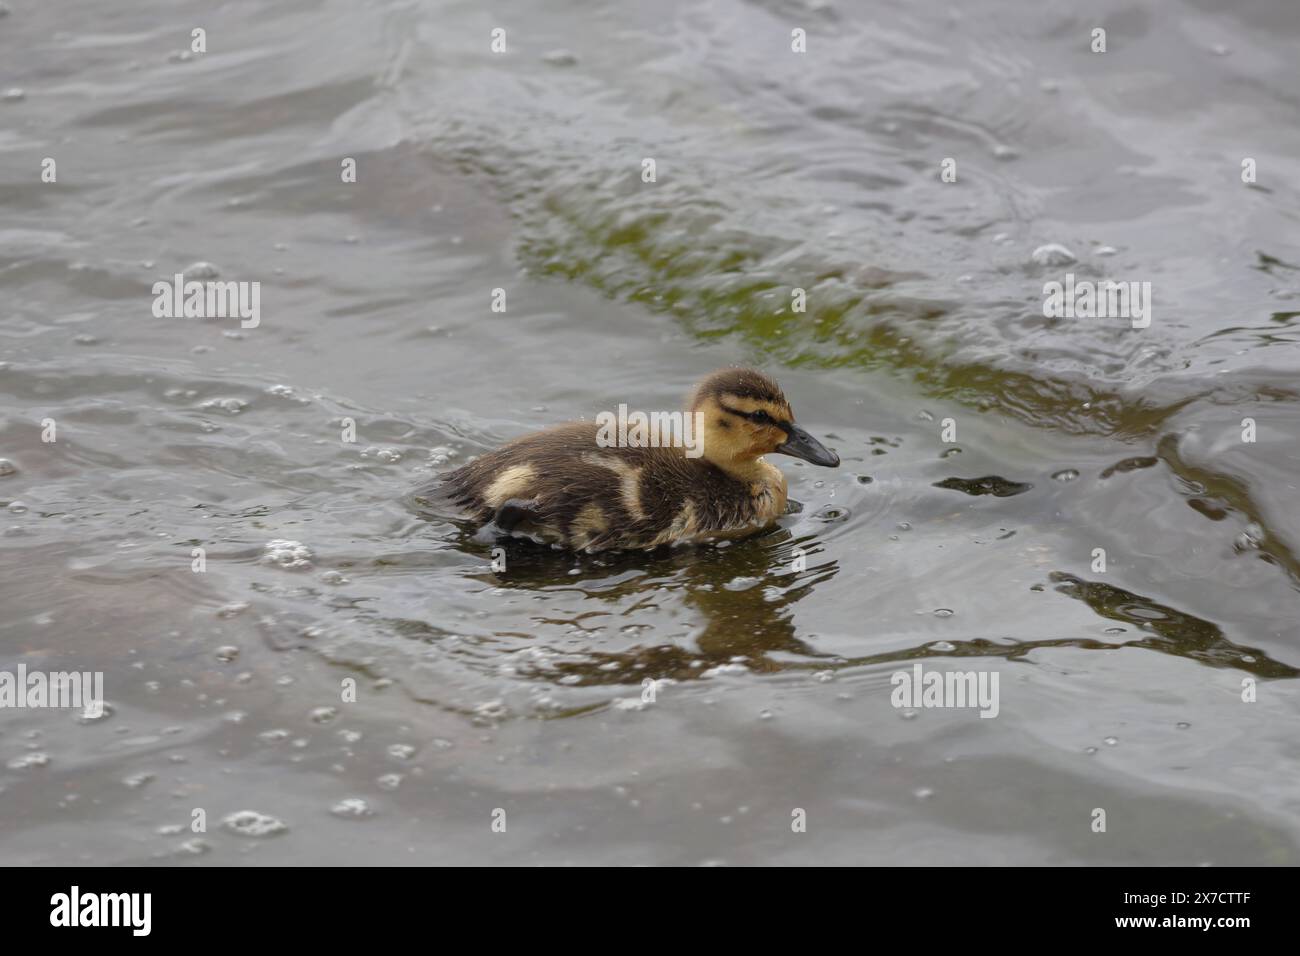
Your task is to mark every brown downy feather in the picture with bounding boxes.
[431,368,835,552]
[438,423,772,551]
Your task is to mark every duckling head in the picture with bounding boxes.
[689,367,840,476]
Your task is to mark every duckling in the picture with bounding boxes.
[431,367,839,552]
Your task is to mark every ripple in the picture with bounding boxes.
[933,476,1033,498]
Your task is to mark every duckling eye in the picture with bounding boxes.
[750,410,773,425]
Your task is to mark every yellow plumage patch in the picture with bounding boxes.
[482,463,536,508]
[582,453,645,521]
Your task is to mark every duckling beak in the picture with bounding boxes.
[776,424,840,467]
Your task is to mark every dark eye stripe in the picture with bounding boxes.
[720,404,792,432]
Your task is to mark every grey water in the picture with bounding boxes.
[2,0,1299,865]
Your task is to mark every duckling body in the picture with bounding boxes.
[433,368,839,552]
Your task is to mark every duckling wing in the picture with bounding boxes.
[433,423,756,550]
[432,422,629,544]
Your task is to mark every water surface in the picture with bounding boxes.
[2,0,1299,865]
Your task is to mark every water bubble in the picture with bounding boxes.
[1176,722,1191,730]
[261,539,313,569]
[0,459,16,477]
[1052,469,1079,482]
[330,797,374,819]
[1084,746,1098,755]
[933,608,954,618]
[77,701,114,724]
[913,787,935,800]
[183,261,220,280]
[377,773,403,791]
[387,743,417,761]
[222,810,288,838]
[7,752,49,769]
[310,706,338,724]
[199,397,247,415]
[214,644,240,662]
[931,641,956,652]
[1234,523,1264,552]
[1030,243,1077,266]
[123,772,155,789]
[3,88,26,102]
[1103,736,1119,747]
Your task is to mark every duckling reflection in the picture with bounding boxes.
[451,524,840,686]
[444,532,1297,690]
